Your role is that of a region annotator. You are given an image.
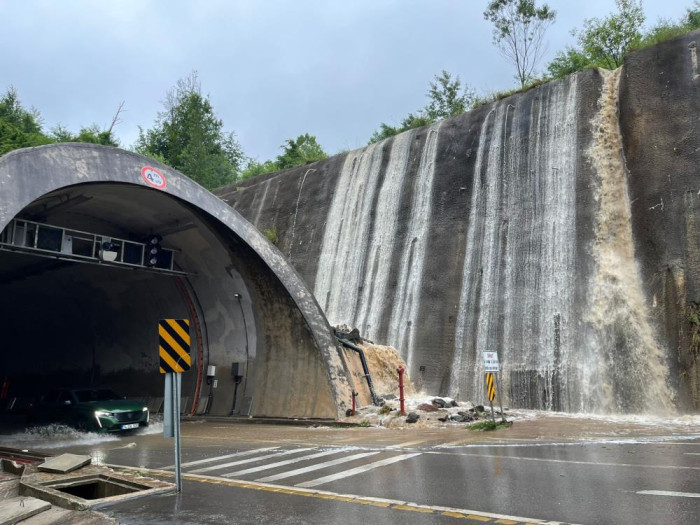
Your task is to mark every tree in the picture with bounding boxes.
[0,87,53,155]
[241,159,279,180]
[484,0,556,87]
[425,70,476,120]
[547,0,645,77]
[369,71,473,143]
[275,133,327,170]
[576,0,645,70]
[135,72,244,190]
[547,47,593,79]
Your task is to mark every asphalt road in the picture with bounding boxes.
[2,417,699,524]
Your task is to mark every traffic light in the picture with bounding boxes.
[145,235,162,267]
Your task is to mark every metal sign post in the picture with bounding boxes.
[159,319,191,493]
[485,372,496,423]
[483,352,501,424]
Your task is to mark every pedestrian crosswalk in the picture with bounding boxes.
[162,446,422,488]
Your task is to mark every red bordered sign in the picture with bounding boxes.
[141,166,167,189]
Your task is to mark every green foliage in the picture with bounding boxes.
[262,228,278,245]
[51,123,119,147]
[547,47,595,79]
[484,0,557,87]
[378,404,392,415]
[425,71,476,120]
[577,0,645,70]
[275,133,327,170]
[0,87,53,155]
[241,159,279,180]
[0,87,119,156]
[686,302,700,356]
[239,134,327,180]
[369,71,473,144]
[469,419,511,431]
[548,1,700,79]
[135,72,244,190]
[640,2,700,48]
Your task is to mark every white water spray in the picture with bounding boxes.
[583,68,674,413]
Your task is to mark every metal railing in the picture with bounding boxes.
[0,218,187,275]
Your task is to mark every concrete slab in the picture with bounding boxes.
[0,496,50,525]
[38,455,91,474]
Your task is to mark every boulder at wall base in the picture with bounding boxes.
[406,412,420,423]
[417,403,439,412]
[475,405,485,412]
[432,398,448,408]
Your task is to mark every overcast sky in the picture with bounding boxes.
[1,0,695,162]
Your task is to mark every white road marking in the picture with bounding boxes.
[295,453,422,488]
[222,449,342,477]
[104,462,580,524]
[427,451,700,470]
[189,448,315,474]
[161,447,279,470]
[637,490,700,498]
[256,452,381,483]
[684,452,700,455]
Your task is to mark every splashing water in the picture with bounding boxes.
[582,68,674,414]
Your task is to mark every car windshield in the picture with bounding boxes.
[73,389,122,402]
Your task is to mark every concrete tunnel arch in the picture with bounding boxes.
[0,143,353,419]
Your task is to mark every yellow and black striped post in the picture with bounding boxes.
[159,319,191,373]
[485,372,496,423]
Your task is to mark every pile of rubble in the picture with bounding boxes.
[342,395,509,428]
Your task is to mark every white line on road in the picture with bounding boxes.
[161,447,279,470]
[295,453,422,488]
[427,451,700,470]
[189,448,315,474]
[637,490,700,498]
[222,449,342,477]
[256,452,381,483]
[684,452,700,455]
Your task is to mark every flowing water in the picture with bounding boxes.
[582,69,674,413]
[450,76,579,410]
[387,122,442,372]
[312,69,672,414]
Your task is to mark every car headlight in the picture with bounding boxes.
[142,407,148,412]
[95,411,115,417]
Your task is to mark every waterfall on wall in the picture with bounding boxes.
[450,75,579,411]
[315,127,442,355]
[583,69,674,413]
[387,122,443,372]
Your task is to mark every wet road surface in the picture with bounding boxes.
[1,414,699,524]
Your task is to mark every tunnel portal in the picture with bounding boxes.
[0,144,352,420]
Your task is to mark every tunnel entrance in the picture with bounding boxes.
[0,144,352,423]
[0,182,251,415]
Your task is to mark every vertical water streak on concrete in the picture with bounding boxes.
[450,76,579,407]
[388,123,443,371]
[288,168,314,259]
[585,68,674,413]
[314,144,384,325]
[450,107,498,399]
[253,179,271,227]
[355,131,413,339]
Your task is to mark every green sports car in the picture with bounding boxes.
[27,388,149,432]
